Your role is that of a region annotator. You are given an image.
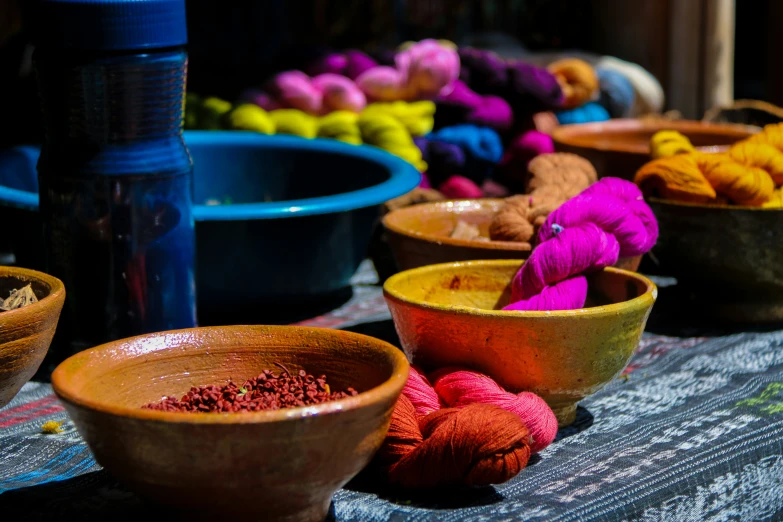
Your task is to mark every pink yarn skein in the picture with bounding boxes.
[397,39,460,99]
[261,71,367,114]
[311,73,367,113]
[268,70,323,114]
[403,366,557,453]
[438,175,484,199]
[430,368,558,453]
[356,40,460,102]
[504,177,658,311]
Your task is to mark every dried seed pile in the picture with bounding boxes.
[142,363,358,413]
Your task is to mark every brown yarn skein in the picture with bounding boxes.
[377,395,532,489]
[490,153,597,242]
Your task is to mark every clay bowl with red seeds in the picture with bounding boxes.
[51,325,409,522]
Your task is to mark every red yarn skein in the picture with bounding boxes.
[379,395,532,489]
[431,368,559,453]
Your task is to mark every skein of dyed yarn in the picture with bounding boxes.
[435,79,513,131]
[257,71,367,114]
[185,95,232,130]
[649,130,695,159]
[356,39,460,102]
[306,50,378,79]
[414,137,466,186]
[358,111,427,171]
[504,178,657,311]
[596,56,664,116]
[375,366,557,488]
[596,68,636,118]
[458,48,564,110]
[555,102,610,125]
[428,125,504,183]
[491,153,598,243]
[438,175,484,199]
[548,59,600,110]
[362,101,435,136]
[496,130,555,192]
[635,153,775,206]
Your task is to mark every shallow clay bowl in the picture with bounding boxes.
[0,266,64,408]
[382,199,642,272]
[649,198,783,322]
[552,119,758,180]
[384,260,656,426]
[51,326,409,522]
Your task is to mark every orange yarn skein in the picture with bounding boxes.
[377,396,532,489]
[635,153,775,206]
[728,142,783,185]
[548,59,599,109]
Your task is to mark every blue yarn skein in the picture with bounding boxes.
[428,124,504,183]
[555,102,611,125]
[597,68,636,118]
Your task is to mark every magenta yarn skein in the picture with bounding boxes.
[504,177,657,311]
[438,175,484,199]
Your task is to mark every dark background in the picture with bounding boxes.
[0,0,777,148]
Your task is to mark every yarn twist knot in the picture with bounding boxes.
[548,58,600,110]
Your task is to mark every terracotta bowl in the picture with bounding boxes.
[649,198,783,322]
[0,266,65,408]
[51,326,409,522]
[551,119,759,180]
[382,199,642,272]
[384,260,656,426]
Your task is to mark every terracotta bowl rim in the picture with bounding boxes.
[551,119,760,155]
[649,197,783,212]
[51,325,410,425]
[382,198,533,252]
[383,259,657,319]
[0,265,65,325]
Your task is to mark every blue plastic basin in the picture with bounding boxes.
[0,131,419,320]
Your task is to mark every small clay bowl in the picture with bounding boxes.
[649,198,783,322]
[0,266,65,408]
[384,260,656,426]
[51,326,409,522]
[382,199,642,272]
[552,119,759,180]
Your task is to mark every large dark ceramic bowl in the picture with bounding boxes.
[0,132,420,321]
[551,119,759,179]
[649,198,783,322]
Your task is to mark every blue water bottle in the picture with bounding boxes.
[33,0,197,355]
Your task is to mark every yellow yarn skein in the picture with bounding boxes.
[200,97,233,130]
[763,187,783,208]
[269,109,319,138]
[635,152,774,206]
[362,101,435,136]
[649,130,695,159]
[747,122,783,149]
[224,104,275,134]
[317,111,362,144]
[727,141,783,185]
[358,112,427,171]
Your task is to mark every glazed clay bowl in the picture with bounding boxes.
[382,199,642,273]
[649,198,783,322]
[51,326,409,522]
[0,266,64,408]
[552,119,758,180]
[384,260,656,426]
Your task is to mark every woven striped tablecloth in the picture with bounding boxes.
[2,262,783,521]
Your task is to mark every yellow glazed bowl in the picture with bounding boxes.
[383,260,657,426]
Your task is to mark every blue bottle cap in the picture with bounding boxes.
[36,0,187,51]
